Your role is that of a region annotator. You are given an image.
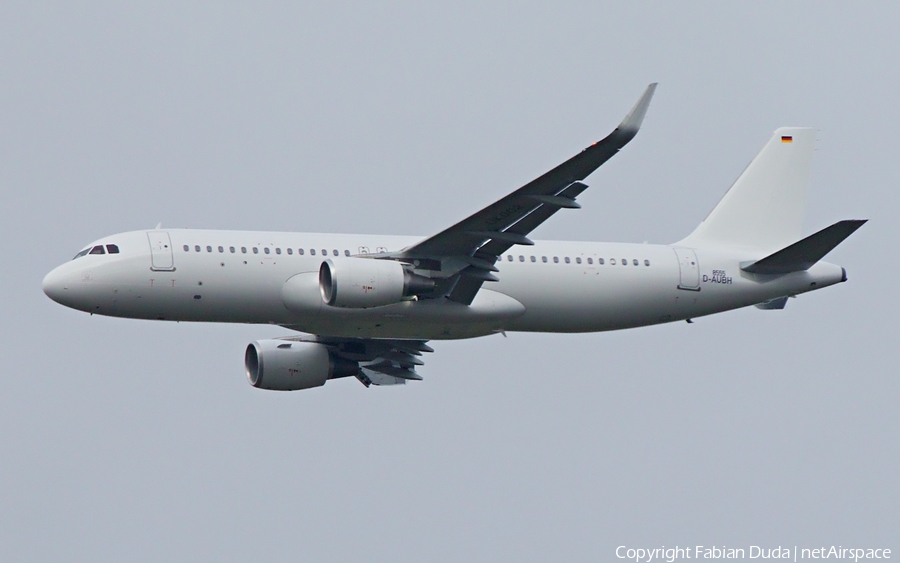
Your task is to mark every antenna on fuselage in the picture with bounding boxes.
[155,222,162,229]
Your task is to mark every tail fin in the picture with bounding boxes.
[679,127,816,253]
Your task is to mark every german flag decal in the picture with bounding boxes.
[781,135,793,143]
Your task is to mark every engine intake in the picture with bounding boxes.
[319,258,434,308]
[245,340,357,391]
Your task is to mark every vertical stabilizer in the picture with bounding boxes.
[679,127,816,253]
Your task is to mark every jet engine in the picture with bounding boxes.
[245,340,358,391]
[319,258,435,308]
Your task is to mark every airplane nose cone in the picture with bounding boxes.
[42,266,69,304]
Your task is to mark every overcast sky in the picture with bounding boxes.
[1,2,897,561]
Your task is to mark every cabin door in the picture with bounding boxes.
[673,248,700,291]
[147,232,175,271]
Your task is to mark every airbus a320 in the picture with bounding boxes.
[42,84,866,391]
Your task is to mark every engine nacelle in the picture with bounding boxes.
[319,258,434,308]
[244,340,357,391]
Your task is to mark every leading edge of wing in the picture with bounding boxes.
[399,83,657,260]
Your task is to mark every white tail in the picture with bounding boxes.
[678,127,816,253]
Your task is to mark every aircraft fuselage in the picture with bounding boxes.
[42,229,845,340]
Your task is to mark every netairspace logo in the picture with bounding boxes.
[615,546,891,562]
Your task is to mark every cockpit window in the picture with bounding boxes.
[73,248,91,259]
[106,244,120,254]
[89,245,106,255]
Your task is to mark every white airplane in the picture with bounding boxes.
[43,84,865,391]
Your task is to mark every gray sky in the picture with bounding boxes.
[2,2,897,561]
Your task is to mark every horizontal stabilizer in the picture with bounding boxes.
[741,219,866,275]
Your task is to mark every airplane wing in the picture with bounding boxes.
[277,85,657,387]
[390,83,657,304]
[277,333,433,386]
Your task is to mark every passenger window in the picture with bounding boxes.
[207,246,212,253]
[587,257,592,264]
[530,256,536,262]
[633,259,638,266]
[519,255,524,262]
[253,247,259,254]
[89,245,105,255]
[507,255,513,262]
[298,248,305,255]
[287,248,293,255]
[344,250,350,256]
[241,247,247,254]
[194,245,201,252]
[229,246,235,253]
[218,246,224,253]
[264,247,270,254]
[622,259,627,266]
[610,258,615,265]
[183,245,189,252]
[310,249,316,256]
[553,256,559,263]
[333,249,339,256]
[541,256,548,263]
[321,249,327,256]
[106,244,120,254]
[644,259,650,266]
